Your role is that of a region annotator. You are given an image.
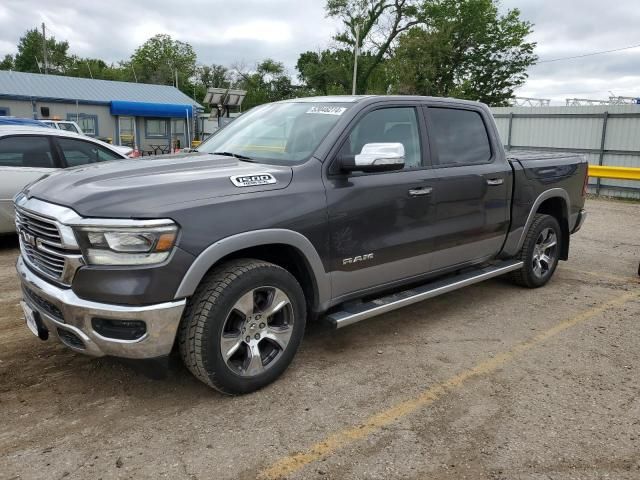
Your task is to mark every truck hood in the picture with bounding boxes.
[24,152,293,218]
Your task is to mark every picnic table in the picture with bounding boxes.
[149,144,171,155]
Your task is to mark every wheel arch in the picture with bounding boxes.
[503,188,571,259]
[175,229,331,312]
[535,195,570,260]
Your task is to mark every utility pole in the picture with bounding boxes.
[41,22,48,74]
[351,24,360,95]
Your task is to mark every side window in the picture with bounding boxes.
[146,119,169,137]
[428,108,492,166]
[57,138,122,167]
[0,136,55,168]
[339,107,423,169]
[67,114,98,136]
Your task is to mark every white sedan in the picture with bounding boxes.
[0,126,128,233]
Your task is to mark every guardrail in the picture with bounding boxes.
[588,165,640,181]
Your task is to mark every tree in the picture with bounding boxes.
[297,48,393,95]
[0,54,14,70]
[197,64,231,88]
[65,56,128,81]
[326,0,423,93]
[14,28,70,74]
[233,59,296,109]
[130,34,197,90]
[296,50,353,95]
[392,0,537,105]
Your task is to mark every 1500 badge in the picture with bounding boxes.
[230,173,277,187]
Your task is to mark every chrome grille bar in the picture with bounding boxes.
[15,202,83,285]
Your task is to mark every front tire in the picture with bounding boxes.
[511,213,562,288]
[178,259,306,394]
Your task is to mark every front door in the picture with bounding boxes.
[118,116,136,148]
[424,105,512,271]
[172,119,186,150]
[325,104,438,300]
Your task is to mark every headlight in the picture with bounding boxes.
[74,223,178,265]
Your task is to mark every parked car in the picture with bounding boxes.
[40,119,83,134]
[15,95,588,394]
[0,126,128,233]
[40,119,134,157]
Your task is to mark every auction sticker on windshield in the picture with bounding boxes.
[306,106,347,115]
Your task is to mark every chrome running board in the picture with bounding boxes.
[326,260,523,329]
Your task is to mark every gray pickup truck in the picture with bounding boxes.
[15,95,588,394]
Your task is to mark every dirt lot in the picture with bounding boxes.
[1,197,639,480]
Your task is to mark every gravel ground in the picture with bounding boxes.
[0,197,638,480]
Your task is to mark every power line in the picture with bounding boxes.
[537,42,640,64]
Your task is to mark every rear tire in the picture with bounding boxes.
[178,259,306,394]
[510,213,562,288]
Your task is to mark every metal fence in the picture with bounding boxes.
[491,105,640,199]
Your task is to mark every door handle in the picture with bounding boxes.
[408,186,433,197]
[486,178,504,186]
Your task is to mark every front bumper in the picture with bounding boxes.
[17,256,186,359]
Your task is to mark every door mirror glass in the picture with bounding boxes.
[341,142,405,172]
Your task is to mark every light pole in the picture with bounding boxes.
[352,24,360,95]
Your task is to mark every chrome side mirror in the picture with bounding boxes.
[341,142,405,172]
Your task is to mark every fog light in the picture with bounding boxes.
[92,318,147,341]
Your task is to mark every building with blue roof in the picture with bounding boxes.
[0,70,203,152]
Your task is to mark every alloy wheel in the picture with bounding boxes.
[532,227,557,278]
[220,287,294,377]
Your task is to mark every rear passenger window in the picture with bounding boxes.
[57,138,122,167]
[0,136,54,168]
[428,108,491,166]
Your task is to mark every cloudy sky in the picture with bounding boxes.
[0,0,639,104]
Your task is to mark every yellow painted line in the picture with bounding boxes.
[260,291,638,479]
[589,165,640,181]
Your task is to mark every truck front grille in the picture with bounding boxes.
[15,208,62,244]
[15,206,81,285]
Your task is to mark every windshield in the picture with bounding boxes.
[197,102,351,165]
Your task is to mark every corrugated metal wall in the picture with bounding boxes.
[491,105,640,199]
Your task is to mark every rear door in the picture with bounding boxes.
[0,135,59,232]
[325,102,439,299]
[424,105,512,271]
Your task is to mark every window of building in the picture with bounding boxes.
[171,119,185,134]
[0,135,55,168]
[428,108,492,166]
[146,119,169,137]
[0,107,10,116]
[56,137,122,167]
[338,107,423,169]
[67,114,98,136]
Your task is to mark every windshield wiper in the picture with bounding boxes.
[211,151,256,161]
